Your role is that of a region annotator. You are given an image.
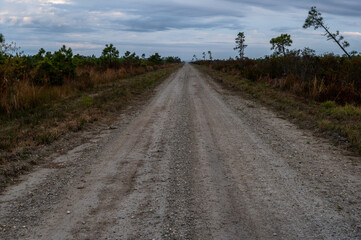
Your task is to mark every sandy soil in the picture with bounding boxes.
[0,63,360,240]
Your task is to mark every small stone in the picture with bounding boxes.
[66,211,71,214]
[273,232,277,236]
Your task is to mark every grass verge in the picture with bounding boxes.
[0,64,182,189]
[194,64,361,156]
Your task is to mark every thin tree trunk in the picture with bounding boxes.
[318,21,351,58]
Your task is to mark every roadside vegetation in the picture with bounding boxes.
[0,34,182,187]
[193,6,361,154]
[0,36,181,114]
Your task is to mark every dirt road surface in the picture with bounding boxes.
[0,64,360,240]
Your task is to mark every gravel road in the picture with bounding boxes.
[0,63,360,240]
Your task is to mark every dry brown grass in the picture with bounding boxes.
[0,64,173,114]
[1,80,76,113]
[259,74,361,105]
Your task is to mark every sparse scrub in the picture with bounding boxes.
[195,53,361,104]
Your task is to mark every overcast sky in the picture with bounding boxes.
[1,0,360,60]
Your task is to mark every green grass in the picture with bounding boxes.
[81,95,93,106]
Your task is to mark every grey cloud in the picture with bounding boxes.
[271,27,295,33]
[69,0,246,32]
[225,0,361,17]
[114,16,243,32]
[21,21,95,34]
[3,0,246,33]
[73,0,246,17]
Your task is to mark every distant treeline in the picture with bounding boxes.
[194,51,361,104]
[0,37,182,113]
